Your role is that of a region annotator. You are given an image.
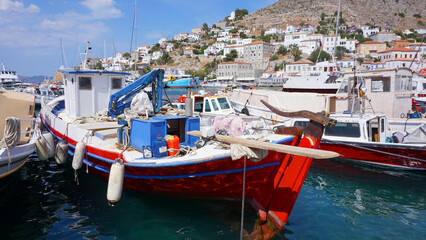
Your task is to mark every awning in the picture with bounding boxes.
[217,76,234,80]
[236,77,255,81]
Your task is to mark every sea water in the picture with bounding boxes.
[1,87,424,239]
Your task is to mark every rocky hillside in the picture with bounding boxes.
[242,0,425,33]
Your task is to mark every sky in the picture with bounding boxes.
[0,0,277,76]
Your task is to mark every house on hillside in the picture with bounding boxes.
[184,47,196,56]
[390,40,410,48]
[242,41,275,70]
[360,25,380,38]
[356,41,387,58]
[370,31,401,42]
[377,47,419,61]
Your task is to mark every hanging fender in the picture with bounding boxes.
[107,158,125,206]
[72,141,86,170]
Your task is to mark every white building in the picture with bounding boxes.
[299,39,320,55]
[152,51,163,60]
[384,58,425,71]
[265,27,284,35]
[173,32,188,41]
[285,25,298,34]
[158,37,168,45]
[165,43,174,52]
[137,45,150,55]
[142,54,152,64]
[204,45,218,56]
[214,42,226,51]
[188,32,201,42]
[378,47,419,60]
[360,25,380,37]
[191,27,203,34]
[284,32,309,47]
[323,35,356,54]
[223,45,245,58]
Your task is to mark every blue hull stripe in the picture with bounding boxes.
[69,147,280,180]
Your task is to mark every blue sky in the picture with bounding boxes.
[0,0,276,76]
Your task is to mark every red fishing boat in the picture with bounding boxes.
[38,50,340,236]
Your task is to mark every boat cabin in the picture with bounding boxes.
[336,68,413,118]
[60,68,129,118]
[291,113,394,143]
[171,92,235,115]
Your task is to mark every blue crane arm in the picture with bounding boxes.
[108,69,164,117]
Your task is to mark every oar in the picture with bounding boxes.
[187,130,339,159]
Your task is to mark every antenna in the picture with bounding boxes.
[333,0,342,60]
[60,38,69,68]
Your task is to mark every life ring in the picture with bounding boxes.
[419,68,426,77]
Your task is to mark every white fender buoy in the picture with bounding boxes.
[107,159,125,206]
[72,141,86,170]
[43,132,55,159]
[35,136,49,161]
[55,140,69,164]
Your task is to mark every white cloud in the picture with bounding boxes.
[80,0,122,19]
[0,0,39,13]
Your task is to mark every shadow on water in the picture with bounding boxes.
[285,159,426,240]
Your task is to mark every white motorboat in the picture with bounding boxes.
[0,89,37,180]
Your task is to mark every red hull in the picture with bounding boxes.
[320,141,426,170]
[41,113,321,230]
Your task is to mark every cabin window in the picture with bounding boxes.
[79,77,92,90]
[371,77,390,92]
[204,101,211,112]
[111,78,122,89]
[217,97,230,110]
[324,122,360,137]
[380,118,385,133]
[211,99,219,111]
[395,75,412,91]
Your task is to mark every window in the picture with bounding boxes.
[111,78,122,89]
[211,99,219,111]
[79,77,92,90]
[204,100,212,112]
[217,97,230,110]
[371,77,390,92]
[324,122,361,137]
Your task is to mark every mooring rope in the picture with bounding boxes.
[239,155,247,240]
[0,117,21,167]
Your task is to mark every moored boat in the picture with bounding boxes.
[0,89,37,181]
[39,45,339,233]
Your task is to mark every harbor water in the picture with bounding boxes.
[1,88,425,239]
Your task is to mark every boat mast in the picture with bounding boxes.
[333,0,342,60]
[134,0,137,72]
[60,38,69,68]
[82,41,91,69]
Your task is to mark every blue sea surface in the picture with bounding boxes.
[1,87,424,239]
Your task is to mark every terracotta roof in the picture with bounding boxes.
[185,47,196,50]
[391,40,409,43]
[386,58,418,62]
[220,61,251,64]
[287,60,314,65]
[339,58,353,61]
[378,47,417,53]
[409,43,426,46]
[362,41,385,44]
[264,55,272,58]
[245,41,272,46]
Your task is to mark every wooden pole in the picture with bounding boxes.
[186,131,339,159]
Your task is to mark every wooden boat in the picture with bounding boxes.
[0,89,36,180]
[39,46,338,233]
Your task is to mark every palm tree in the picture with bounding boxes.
[290,46,302,61]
